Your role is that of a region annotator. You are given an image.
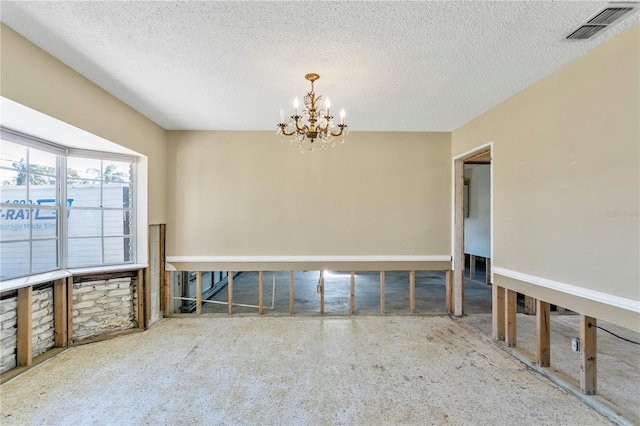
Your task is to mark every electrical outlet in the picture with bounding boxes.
[571,338,580,352]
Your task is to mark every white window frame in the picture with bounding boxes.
[0,128,138,280]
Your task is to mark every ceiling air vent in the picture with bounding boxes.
[566,25,607,40]
[566,3,637,40]
[587,7,633,24]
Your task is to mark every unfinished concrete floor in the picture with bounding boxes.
[198,271,494,315]
[0,316,615,425]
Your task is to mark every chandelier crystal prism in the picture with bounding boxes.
[277,73,348,153]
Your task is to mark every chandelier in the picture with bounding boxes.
[277,73,348,153]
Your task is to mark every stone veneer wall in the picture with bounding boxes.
[32,287,55,358]
[72,277,139,341]
[1,296,17,373]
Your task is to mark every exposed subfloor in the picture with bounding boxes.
[0,316,618,425]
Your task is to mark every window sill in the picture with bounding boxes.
[1,264,148,292]
[1,270,72,292]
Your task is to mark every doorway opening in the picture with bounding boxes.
[453,144,492,316]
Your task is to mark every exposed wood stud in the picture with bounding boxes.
[536,300,551,367]
[258,271,264,315]
[144,267,151,329]
[492,285,505,341]
[289,271,294,315]
[164,271,171,317]
[320,270,325,314]
[505,289,517,347]
[73,270,137,283]
[409,270,416,313]
[524,295,537,315]
[485,258,491,284]
[16,286,33,367]
[53,279,67,348]
[66,277,73,345]
[350,271,355,315]
[580,315,597,395]
[470,255,476,279]
[159,224,166,314]
[380,271,385,314]
[137,269,144,329]
[445,270,454,314]
[228,271,233,315]
[195,271,202,315]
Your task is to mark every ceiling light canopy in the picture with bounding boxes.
[277,73,348,153]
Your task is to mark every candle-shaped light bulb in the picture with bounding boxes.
[280,108,285,124]
[340,108,345,125]
[325,98,331,116]
[293,97,299,115]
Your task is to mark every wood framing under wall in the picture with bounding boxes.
[53,279,67,348]
[350,271,355,314]
[580,315,597,395]
[492,285,505,341]
[536,299,550,367]
[289,271,294,315]
[505,289,517,347]
[2,267,147,382]
[16,286,32,367]
[380,271,385,314]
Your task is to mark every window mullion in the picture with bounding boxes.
[59,155,67,270]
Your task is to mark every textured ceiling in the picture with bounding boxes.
[1,1,639,132]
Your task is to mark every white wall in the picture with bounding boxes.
[464,164,490,258]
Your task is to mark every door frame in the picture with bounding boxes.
[451,142,493,316]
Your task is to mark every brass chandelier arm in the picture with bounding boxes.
[330,124,348,137]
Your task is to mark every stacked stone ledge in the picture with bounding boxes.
[73,278,138,341]
[32,287,55,358]
[0,296,17,373]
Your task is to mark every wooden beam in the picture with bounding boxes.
[445,270,453,314]
[580,315,597,395]
[66,277,73,345]
[258,271,264,315]
[53,279,67,348]
[144,267,151,329]
[524,295,537,315]
[159,224,166,314]
[16,286,33,367]
[469,255,476,279]
[73,270,137,283]
[228,271,233,315]
[195,271,202,315]
[505,289,517,347]
[485,258,491,284]
[320,270,325,314]
[492,285,505,341]
[137,269,144,329]
[409,270,415,313]
[164,271,171,317]
[350,271,355,315]
[289,271,294,315]
[380,271,385,314]
[536,300,550,367]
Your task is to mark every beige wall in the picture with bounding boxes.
[453,25,639,328]
[0,24,167,224]
[166,131,451,259]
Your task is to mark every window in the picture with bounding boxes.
[0,129,136,280]
[67,157,134,267]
